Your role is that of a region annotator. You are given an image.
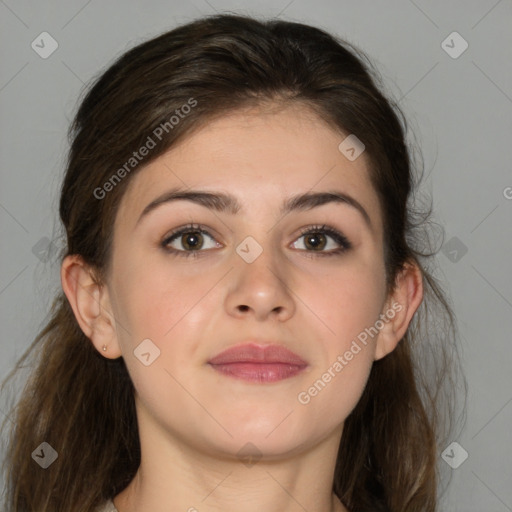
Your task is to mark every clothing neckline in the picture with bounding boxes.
[103,498,119,512]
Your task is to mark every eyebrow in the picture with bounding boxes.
[135,187,373,231]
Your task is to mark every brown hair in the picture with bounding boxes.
[1,13,464,512]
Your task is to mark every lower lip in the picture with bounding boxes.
[208,362,307,383]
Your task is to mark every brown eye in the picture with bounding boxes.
[303,232,327,251]
[291,225,352,256]
[161,224,220,257]
[164,230,216,251]
[180,231,204,250]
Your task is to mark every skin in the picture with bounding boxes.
[61,102,423,512]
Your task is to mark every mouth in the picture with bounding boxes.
[207,343,308,383]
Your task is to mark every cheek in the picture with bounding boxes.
[111,262,218,394]
[295,260,384,416]
[298,277,379,422]
[305,258,386,345]
[300,351,373,430]
[112,256,206,341]
[113,266,212,421]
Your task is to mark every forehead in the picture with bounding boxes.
[116,103,382,232]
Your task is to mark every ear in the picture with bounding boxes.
[374,261,424,361]
[60,254,122,359]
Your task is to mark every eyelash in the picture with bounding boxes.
[160,223,352,259]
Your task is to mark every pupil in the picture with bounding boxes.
[184,232,201,249]
[307,233,325,250]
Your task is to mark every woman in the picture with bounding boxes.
[1,13,462,512]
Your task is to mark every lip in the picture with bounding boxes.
[207,343,308,383]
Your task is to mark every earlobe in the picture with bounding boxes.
[60,255,122,359]
[374,261,424,361]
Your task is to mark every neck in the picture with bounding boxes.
[113,407,348,512]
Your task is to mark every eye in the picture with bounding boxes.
[291,224,352,256]
[160,223,352,259]
[161,223,220,258]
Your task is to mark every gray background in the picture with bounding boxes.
[1,1,511,510]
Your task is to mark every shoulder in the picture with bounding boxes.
[95,499,119,512]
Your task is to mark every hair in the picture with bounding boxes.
[1,13,465,512]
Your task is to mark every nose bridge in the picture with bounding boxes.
[238,236,283,286]
[225,231,295,320]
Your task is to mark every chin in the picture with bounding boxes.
[216,415,311,451]
[214,432,308,462]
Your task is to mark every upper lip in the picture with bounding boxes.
[208,342,308,366]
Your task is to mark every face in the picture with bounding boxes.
[105,103,390,459]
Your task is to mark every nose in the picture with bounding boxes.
[224,244,296,322]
